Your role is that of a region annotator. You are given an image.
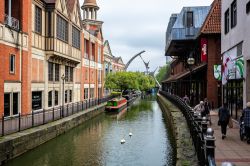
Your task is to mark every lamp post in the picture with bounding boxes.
[61,74,65,118]
[187,57,195,105]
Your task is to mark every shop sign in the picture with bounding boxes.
[32,91,42,110]
[201,38,208,62]
[214,65,221,81]
[222,47,244,85]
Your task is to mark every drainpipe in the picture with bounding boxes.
[8,0,12,25]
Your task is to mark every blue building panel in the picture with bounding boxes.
[165,6,211,53]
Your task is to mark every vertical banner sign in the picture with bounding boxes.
[201,38,208,62]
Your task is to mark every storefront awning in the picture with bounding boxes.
[162,63,207,83]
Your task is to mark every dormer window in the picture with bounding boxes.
[186,11,193,27]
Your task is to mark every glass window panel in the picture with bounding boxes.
[48,62,53,81]
[48,91,52,107]
[13,93,18,115]
[55,64,60,81]
[4,94,10,117]
[35,6,42,33]
[55,91,58,106]
[10,55,15,73]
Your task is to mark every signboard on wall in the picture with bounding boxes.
[222,47,244,85]
[214,65,221,81]
[201,38,208,62]
[32,91,42,110]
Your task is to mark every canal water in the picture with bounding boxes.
[5,96,175,166]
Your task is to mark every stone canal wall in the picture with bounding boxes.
[0,103,106,165]
[157,94,198,166]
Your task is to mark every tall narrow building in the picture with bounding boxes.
[81,0,104,101]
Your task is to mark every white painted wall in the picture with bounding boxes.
[221,0,250,106]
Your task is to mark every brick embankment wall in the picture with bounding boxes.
[157,94,198,166]
[0,103,106,165]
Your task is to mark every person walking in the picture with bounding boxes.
[204,98,211,124]
[218,103,230,139]
[242,102,250,144]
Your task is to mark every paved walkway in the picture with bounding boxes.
[210,110,250,166]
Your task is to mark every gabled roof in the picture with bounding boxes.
[200,0,221,34]
[114,56,124,65]
[104,40,113,57]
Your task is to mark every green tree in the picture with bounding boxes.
[105,71,155,92]
[156,63,170,83]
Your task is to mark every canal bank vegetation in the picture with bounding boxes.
[105,72,155,92]
[155,63,171,83]
[157,94,198,166]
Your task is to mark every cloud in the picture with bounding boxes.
[79,0,213,72]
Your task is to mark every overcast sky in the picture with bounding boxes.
[80,0,213,72]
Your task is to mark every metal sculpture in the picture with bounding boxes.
[124,51,146,71]
[139,55,150,74]
[149,67,161,88]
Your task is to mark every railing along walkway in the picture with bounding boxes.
[159,91,216,166]
[1,96,117,136]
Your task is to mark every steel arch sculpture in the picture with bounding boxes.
[124,50,146,71]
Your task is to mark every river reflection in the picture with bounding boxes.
[5,97,174,166]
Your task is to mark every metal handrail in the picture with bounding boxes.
[4,14,20,30]
[0,94,118,137]
[159,90,216,166]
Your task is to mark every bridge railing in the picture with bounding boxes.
[0,95,118,137]
[159,90,216,166]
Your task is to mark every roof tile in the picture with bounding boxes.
[201,0,221,34]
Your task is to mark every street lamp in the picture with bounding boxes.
[187,57,195,105]
[61,74,65,118]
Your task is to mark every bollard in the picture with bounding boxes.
[205,128,216,165]
[201,116,209,136]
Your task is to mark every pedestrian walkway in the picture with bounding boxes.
[210,110,250,166]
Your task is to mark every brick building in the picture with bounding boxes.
[103,40,125,96]
[163,1,223,108]
[0,0,104,117]
[81,0,104,101]
[0,0,32,116]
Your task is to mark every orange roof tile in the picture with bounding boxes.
[201,0,221,34]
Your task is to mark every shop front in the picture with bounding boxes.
[222,47,244,120]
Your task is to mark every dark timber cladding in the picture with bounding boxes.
[163,1,222,108]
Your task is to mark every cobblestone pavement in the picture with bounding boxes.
[210,111,250,166]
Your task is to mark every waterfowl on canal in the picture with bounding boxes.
[120,138,126,144]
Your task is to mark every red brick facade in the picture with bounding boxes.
[0,0,104,116]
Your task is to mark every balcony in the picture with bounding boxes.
[4,14,19,31]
